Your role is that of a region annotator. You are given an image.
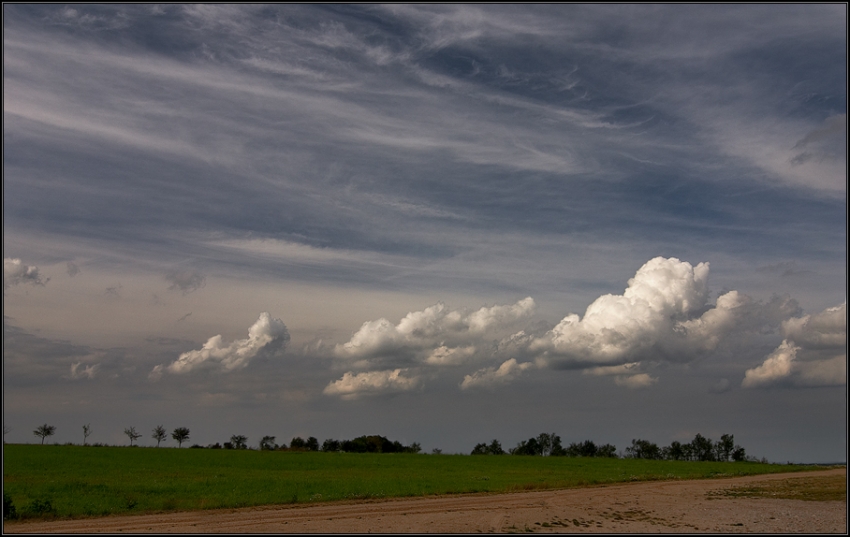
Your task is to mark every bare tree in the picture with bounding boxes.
[83,424,92,446]
[152,425,167,447]
[124,426,142,446]
[33,424,56,445]
[172,427,190,448]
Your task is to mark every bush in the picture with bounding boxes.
[3,492,17,520]
[24,497,55,517]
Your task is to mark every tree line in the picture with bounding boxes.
[27,424,421,453]
[27,423,753,462]
[471,432,750,462]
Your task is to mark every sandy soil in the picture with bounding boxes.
[5,468,845,533]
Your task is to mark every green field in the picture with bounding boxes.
[3,444,817,521]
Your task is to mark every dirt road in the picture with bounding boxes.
[5,468,845,533]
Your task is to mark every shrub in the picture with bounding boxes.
[3,492,17,520]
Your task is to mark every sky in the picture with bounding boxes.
[3,4,846,463]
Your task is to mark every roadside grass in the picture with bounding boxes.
[3,444,820,521]
[710,473,846,502]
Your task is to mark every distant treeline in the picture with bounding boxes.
[200,434,421,454]
[472,432,751,462]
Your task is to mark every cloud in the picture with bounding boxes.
[613,373,657,389]
[743,302,846,388]
[323,369,420,399]
[710,378,731,394]
[68,362,100,380]
[780,302,846,349]
[166,269,206,294]
[793,114,846,150]
[460,358,534,390]
[529,257,798,368]
[582,361,656,389]
[334,297,535,367]
[150,312,289,378]
[4,258,49,290]
[65,262,80,277]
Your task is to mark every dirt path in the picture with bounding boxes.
[5,468,845,533]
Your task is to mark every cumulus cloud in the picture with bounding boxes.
[743,302,846,388]
[323,369,420,399]
[460,358,534,390]
[4,258,49,290]
[529,257,797,368]
[166,269,206,294]
[150,312,289,378]
[334,297,535,367]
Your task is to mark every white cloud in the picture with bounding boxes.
[460,358,534,390]
[425,345,477,366]
[150,312,289,378]
[4,258,49,290]
[742,340,800,388]
[323,369,420,399]
[743,302,846,389]
[781,301,846,349]
[530,257,796,368]
[334,297,535,366]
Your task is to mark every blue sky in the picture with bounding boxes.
[3,4,846,462]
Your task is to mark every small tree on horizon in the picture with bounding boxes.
[152,425,167,447]
[82,424,92,446]
[231,434,248,449]
[259,436,277,451]
[124,426,142,446]
[33,424,56,445]
[172,427,190,448]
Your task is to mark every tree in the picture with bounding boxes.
[259,436,277,451]
[731,445,747,462]
[172,427,190,448]
[124,427,142,446]
[715,434,735,462]
[597,443,617,458]
[230,434,248,449]
[471,442,489,455]
[152,425,167,447]
[82,424,92,446]
[305,436,320,452]
[663,441,686,461]
[290,436,306,450]
[322,438,341,452]
[625,439,661,460]
[488,439,505,455]
[689,434,715,461]
[33,424,56,445]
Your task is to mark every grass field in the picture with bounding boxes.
[3,444,819,521]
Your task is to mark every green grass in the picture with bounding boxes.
[2,444,819,521]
